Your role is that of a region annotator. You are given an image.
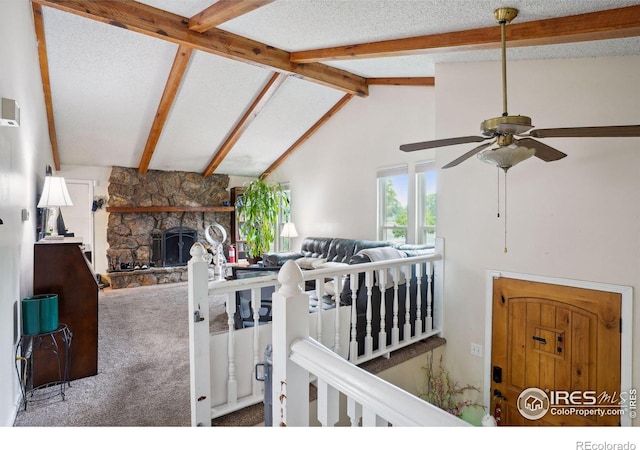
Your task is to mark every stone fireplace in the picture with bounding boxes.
[105,166,232,289]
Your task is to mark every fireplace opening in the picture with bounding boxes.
[162,226,198,267]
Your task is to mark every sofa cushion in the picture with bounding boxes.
[299,237,333,258]
[264,251,301,267]
[294,257,327,270]
[326,238,357,263]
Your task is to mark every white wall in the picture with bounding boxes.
[271,57,639,425]
[0,0,55,426]
[270,85,436,249]
[435,56,640,424]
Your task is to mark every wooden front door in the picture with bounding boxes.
[490,277,621,426]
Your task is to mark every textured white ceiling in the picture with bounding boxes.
[37,0,640,176]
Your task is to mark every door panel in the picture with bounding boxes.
[492,277,621,426]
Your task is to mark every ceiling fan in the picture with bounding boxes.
[399,7,640,171]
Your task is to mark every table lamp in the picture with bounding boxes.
[37,176,73,239]
[281,222,298,251]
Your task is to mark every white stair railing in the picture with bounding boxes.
[188,238,446,426]
[272,260,469,427]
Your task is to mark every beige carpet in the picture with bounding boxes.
[13,281,229,427]
[12,280,442,428]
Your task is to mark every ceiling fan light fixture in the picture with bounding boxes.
[477,144,535,171]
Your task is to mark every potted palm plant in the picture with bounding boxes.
[236,178,287,263]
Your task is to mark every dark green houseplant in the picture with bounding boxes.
[236,178,287,261]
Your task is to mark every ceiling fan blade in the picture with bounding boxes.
[517,137,567,162]
[530,125,640,139]
[400,135,489,152]
[442,141,496,169]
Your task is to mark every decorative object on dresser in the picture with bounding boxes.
[37,175,73,239]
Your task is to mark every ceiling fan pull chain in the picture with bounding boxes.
[504,170,508,253]
[496,168,501,218]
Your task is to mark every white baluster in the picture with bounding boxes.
[362,408,388,427]
[426,261,433,332]
[403,264,411,342]
[364,271,373,356]
[251,287,261,396]
[225,288,237,402]
[349,273,359,362]
[415,263,423,336]
[317,379,340,427]
[391,267,399,346]
[333,275,342,354]
[315,277,325,344]
[378,269,387,352]
[347,397,362,427]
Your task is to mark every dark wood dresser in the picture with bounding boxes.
[33,238,98,385]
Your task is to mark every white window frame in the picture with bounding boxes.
[415,161,437,245]
[377,165,409,244]
[274,183,292,252]
[376,161,436,245]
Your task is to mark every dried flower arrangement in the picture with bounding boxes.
[420,352,483,417]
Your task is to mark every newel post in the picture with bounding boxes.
[271,260,310,427]
[188,242,212,426]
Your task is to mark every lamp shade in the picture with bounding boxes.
[477,144,535,171]
[37,176,73,207]
[281,222,298,238]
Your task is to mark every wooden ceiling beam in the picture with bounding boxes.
[32,3,61,171]
[32,0,367,97]
[290,5,640,63]
[138,45,193,174]
[189,0,275,33]
[203,73,288,178]
[367,77,434,86]
[261,94,354,179]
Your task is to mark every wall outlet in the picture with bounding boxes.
[470,343,483,357]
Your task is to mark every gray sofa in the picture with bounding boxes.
[265,236,436,356]
[264,236,433,269]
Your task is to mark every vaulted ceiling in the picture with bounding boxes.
[30,0,640,178]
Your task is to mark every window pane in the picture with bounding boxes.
[378,171,407,244]
[417,164,436,246]
[276,188,292,251]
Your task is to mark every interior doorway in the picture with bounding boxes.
[483,271,633,426]
[60,179,95,266]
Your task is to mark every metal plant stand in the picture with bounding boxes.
[15,324,72,410]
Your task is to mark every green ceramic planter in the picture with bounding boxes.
[21,294,58,334]
[21,296,41,335]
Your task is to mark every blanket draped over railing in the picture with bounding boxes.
[188,237,461,426]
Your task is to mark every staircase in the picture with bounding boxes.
[210,336,446,426]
